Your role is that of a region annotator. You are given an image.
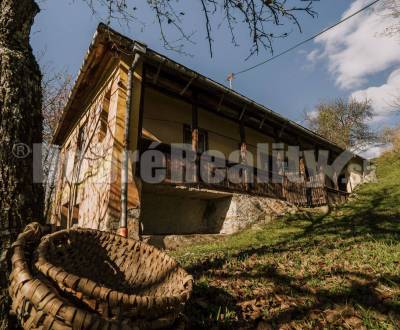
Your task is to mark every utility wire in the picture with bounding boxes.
[231,0,382,77]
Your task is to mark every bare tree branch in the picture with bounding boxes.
[39,61,73,220]
[79,0,316,57]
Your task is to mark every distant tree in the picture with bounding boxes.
[380,124,400,152]
[41,68,72,220]
[305,98,376,151]
[0,0,317,327]
[42,68,72,146]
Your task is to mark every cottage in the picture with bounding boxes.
[51,24,366,241]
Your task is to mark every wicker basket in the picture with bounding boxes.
[9,223,193,329]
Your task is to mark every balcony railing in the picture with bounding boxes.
[138,139,349,207]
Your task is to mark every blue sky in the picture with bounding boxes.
[32,0,400,157]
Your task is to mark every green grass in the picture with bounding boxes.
[172,152,400,329]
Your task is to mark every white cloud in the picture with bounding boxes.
[351,68,400,121]
[306,109,319,119]
[306,49,322,63]
[302,49,322,71]
[358,143,392,159]
[310,0,400,89]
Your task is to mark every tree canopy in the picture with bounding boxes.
[305,98,376,151]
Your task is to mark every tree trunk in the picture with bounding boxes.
[0,0,43,328]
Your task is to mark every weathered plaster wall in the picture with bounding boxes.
[141,87,276,168]
[142,87,191,144]
[198,107,241,162]
[346,159,365,192]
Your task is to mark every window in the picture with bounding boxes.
[183,125,208,154]
[75,122,86,167]
[77,124,85,152]
[62,142,71,177]
[98,91,111,142]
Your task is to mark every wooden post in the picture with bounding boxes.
[239,120,248,190]
[192,92,199,182]
[239,121,247,162]
[299,156,306,181]
[192,106,198,152]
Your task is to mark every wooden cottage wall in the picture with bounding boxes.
[51,57,121,231]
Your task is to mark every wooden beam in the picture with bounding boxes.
[217,93,225,112]
[153,59,164,85]
[240,120,246,144]
[259,114,267,129]
[299,157,306,179]
[239,104,247,121]
[278,122,288,138]
[180,75,196,96]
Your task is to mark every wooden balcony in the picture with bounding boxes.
[138,139,349,207]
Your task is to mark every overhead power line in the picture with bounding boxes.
[230,0,382,78]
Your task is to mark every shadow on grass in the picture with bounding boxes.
[181,184,400,329]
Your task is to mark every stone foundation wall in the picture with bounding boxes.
[207,194,297,235]
[141,195,297,250]
[140,189,297,236]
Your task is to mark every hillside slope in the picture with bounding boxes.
[173,153,400,329]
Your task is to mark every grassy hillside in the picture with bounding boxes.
[173,152,400,329]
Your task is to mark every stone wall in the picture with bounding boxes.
[207,194,297,235]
